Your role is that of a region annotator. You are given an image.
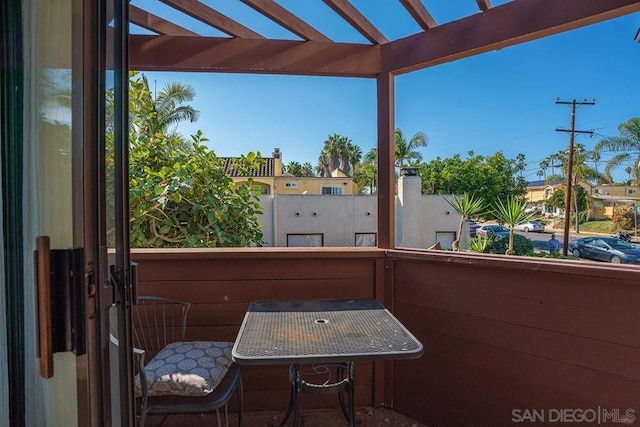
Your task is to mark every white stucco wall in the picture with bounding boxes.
[257,176,461,248]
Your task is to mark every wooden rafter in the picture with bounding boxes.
[159,0,264,39]
[130,35,380,77]
[475,0,492,12]
[399,0,437,30]
[322,0,388,45]
[240,0,331,42]
[129,5,197,36]
[383,0,640,74]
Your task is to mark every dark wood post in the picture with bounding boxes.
[377,72,395,249]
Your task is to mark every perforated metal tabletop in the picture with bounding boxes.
[232,299,423,365]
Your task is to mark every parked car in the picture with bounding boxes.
[514,220,545,233]
[469,222,481,237]
[568,237,640,264]
[476,224,510,239]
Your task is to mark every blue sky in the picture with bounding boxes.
[134,2,640,183]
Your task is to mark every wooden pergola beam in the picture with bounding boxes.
[159,0,264,39]
[322,0,388,45]
[130,35,381,77]
[475,0,492,12]
[399,0,437,30]
[129,5,198,36]
[240,0,331,42]
[383,0,640,75]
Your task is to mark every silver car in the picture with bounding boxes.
[476,224,510,239]
[514,221,545,233]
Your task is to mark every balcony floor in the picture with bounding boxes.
[144,406,431,426]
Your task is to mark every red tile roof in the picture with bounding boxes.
[221,157,275,177]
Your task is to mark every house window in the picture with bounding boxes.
[629,189,636,195]
[321,186,343,195]
[285,182,298,189]
[355,233,376,247]
[287,234,323,247]
[594,189,600,194]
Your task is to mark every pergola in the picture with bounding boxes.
[129,0,640,248]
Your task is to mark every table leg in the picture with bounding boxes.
[278,364,302,427]
[337,362,357,426]
[279,363,357,427]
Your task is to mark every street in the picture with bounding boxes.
[515,229,638,253]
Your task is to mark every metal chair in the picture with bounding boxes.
[132,296,243,427]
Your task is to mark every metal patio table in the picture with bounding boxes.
[232,298,424,427]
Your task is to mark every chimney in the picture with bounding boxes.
[273,148,282,176]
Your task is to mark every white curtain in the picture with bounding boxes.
[22,0,78,425]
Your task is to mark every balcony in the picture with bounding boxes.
[131,247,639,426]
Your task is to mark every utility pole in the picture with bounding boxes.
[555,98,595,256]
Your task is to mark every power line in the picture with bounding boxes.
[555,98,595,254]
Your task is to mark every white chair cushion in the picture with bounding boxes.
[135,341,233,397]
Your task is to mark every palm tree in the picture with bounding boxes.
[558,144,605,231]
[346,142,362,175]
[444,193,485,252]
[300,162,315,177]
[492,196,533,255]
[594,117,640,183]
[538,159,549,180]
[139,74,200,140]
[626,166,633,182]
[317,134,362,176]
[395,128,428,168]
[283,161,303,176]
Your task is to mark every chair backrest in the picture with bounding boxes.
[132,296,191,359]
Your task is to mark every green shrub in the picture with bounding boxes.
[485,234,533,256]
[613,207,634,231]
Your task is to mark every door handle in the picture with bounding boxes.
[35,236,54,378]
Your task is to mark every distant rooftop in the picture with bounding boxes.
[221,157,275,177]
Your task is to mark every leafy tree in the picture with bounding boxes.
[113,73,265,248]
[353,148,377,194]
[395,128,428,168]
[128,132,264,248]
[594,117,640,182]
[491,196,533,255]
[544,188,566,211]
[613,207,636,231]
[419,151,527,212]
[444,193,485,251]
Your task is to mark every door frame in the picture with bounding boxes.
[1,0,25,425]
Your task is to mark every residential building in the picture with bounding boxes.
[257,174,461,249]
[222,148,358,195]
[526,179,640,219]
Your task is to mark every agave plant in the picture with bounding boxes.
[467,236,492,253]
[444,193,485,251]
[492,196,534,255]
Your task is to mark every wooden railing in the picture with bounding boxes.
[132,248,640,424]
